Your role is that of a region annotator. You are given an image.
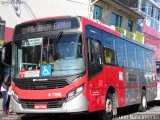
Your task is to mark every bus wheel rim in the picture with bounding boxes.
[142,96,146,108]
[106,99,112,113]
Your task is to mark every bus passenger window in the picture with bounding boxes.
[89,39,101,65]
[87,38,102,78]
[104,50,111,64]
[104,48,115,65]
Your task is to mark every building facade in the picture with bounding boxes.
[138,0,160,60]
[91,0,160,59]
[0,0,160,59]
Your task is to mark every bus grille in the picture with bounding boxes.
[14,79,69,90]
[20,99,65,109]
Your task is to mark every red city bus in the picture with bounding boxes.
[8,16,156,119]
[155,60,160,100]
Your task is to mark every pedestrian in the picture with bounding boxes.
[0,66,11,115]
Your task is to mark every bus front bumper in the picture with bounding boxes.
[11,93,88,114]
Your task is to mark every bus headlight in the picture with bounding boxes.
[12,91,20,103]
[67,85,84,101]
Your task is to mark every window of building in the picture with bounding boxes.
[153,7,158,20]
[93,5,103,20]
[140,0,146,12]
[146,1,152,16]
[151,5,154,17]
[111,12,122,27]
[126,19,133,31]
[158,13,160,21]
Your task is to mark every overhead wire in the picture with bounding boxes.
[0,1,20,25]
[22,1,35,20]
[10,0,21,17]
[22,0,37,19]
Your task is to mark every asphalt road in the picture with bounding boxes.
[0,100,160,120]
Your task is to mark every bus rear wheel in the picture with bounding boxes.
[139,90,147,112]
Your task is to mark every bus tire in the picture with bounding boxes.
[98,93,114,120]
[139,90,147,112]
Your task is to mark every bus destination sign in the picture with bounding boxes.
[17,18,80,34]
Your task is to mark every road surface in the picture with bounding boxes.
[0,98,160,120]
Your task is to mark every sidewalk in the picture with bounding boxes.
[0,96,13,112]
[0,97,12,113]
[0,97,18,120]
[0,94,3,113]
[0,97,3,114]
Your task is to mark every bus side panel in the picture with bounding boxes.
[103,65,126,107]
[87,71,105,112]
[117,88,126,107]
[147,87,157,101]
[87,65,126,112]
[124,69,141,105]
[124,69,156,105]
[155,61,160,100]
[155,81,160,100]
[145,72,157,102]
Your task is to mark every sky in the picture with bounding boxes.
[0,0,90,27]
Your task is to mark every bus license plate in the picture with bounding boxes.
[34,104,47,109]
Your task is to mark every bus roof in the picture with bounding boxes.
[22,15,72,24]
[80,16,153,51]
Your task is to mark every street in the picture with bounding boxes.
[0,99,160,120]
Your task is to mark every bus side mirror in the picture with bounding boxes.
[1,42,12,67]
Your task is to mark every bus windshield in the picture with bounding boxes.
[13,33,85,78]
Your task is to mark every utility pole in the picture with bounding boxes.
[0,16,5,49]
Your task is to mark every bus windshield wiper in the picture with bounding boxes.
[56,31,63,40]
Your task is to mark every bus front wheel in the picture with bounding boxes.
[98,93,114,120]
